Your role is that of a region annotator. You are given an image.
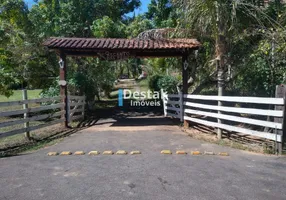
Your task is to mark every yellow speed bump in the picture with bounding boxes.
[47,152,58,156]
[176,150,187,155]
[60,151,72,156]
[204,151,215,155]
[88,151,100,155]
[218,152,229,156]
[74,151,85,155]
[190,151,201,155]
[102,151,114,155]
[161,150,172,155]
[116,150,128,155]
[130,151,141,155]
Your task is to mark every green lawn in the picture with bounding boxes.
[0,89,42,102]
[137,78,149,92]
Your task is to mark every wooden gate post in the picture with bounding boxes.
[217,59,224,140]
[275,84,286,154]
[179,91,183,122]
[59,51,69,128]
[182,54,189,128]
[161,90,167,117]
[22,89,31,140]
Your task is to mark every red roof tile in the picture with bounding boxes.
[43,37,201,51]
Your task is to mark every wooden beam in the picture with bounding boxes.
[182,54,189,94]
[184,94,284,105]
[184,102,283,117]
[59,51,68,128]
[59,50,188,59]
[275,84,286,154]
[182,53,189,128]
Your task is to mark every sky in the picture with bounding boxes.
[25,0,151,16]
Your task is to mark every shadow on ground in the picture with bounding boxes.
[110,117,176,126]
[0,98,169,157]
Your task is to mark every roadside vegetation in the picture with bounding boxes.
[0,89,41,102]
[0,0,286,154]
[1,0,285,102]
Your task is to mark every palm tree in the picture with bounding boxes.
[173,0,279,139]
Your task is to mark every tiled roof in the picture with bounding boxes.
[43,37,201,50]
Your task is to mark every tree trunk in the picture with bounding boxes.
[216,1,227,140]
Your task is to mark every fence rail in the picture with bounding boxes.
[162,93,183,121]
[0,92,85,139]
[68,95,85,123]
[163,93,285,144]
[0,97,61,107]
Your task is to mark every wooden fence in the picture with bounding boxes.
[163,93,285,151]
[0,92,85,139]
[162,93,183,121]
[68,95,85,123]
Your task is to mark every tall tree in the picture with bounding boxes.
[145,0,176,27]
[29,0,140,37]
[174,0,283,138]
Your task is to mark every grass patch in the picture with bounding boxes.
[137,78,149,92]
[20,138,63,154]
[0,120,91,157]
[183,126,276,154]
[0,89,42,102]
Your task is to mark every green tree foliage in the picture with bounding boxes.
[0,48,19,97]
[145,0,176,27]
[0,0,140,98]
[91,16,127,38]
[149,74,164,92]
[1,0,285,100]
[0,0,35,96]
[173,0,286,96]
[148,74,179,94]
[157,75,178,94]
[29,0,140,37]
[126,15,153,38]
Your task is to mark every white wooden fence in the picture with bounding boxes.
[0,94,85,139]
[162,93,183,121]
[163,93,285,143]
[68,95,85,123]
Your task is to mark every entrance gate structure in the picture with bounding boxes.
[43,37,201,127]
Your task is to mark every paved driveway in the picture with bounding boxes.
[1,117,286,200]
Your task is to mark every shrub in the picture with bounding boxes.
[148,74,163,92]
[157,75,179,94]
[148,74,179,94]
